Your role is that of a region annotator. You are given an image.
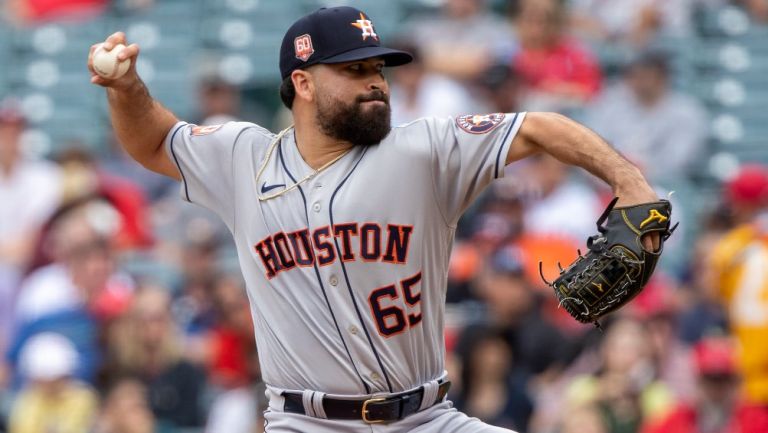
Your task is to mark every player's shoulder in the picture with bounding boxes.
[191,120,272,136]
[392,116,453,132]
[381,117,452,153]
[390,112,518,137]
[386,116,451,142]
[182,120,276,146]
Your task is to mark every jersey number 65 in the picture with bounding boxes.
[368,272,423,337]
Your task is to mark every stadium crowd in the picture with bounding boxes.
[1,0,768,432]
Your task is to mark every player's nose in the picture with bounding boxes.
[367,74,388,93]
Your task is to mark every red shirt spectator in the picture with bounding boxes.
[513,39,602,100]
[641,337,768,433]
[512,0,602,111]
[7,0,106,23]
[642,403,768,433]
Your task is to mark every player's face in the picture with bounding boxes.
[313,58,391,146]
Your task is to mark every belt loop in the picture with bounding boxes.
[301,390,315,417]
[418,380,440,411]
[269,386,286,412]
[312,391,327,419]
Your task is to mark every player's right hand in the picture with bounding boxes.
[87,32,141,90]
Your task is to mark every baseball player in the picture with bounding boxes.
[88,6,661,432]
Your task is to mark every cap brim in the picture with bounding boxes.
[321,46,413,67]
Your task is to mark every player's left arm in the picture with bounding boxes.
[508,112,660,249]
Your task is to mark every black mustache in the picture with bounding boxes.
[357,91,389,104]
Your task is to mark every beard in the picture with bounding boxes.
[315,89,392,146]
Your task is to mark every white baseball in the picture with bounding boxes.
[92,43,131,79]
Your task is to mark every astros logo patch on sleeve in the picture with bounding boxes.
[456,113,505,134]
[191,125,223,136]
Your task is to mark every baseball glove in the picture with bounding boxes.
[540,198,676,326]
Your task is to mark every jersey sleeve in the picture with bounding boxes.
[424,112,526,225]
[164,121,265,227]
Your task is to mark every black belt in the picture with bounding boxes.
[283,380,451,424]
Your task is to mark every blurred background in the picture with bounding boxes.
[1,0,768,432]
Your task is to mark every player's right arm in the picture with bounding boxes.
[88,32,181,180]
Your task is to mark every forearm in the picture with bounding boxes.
[107,80,180,178]
[509,112,655,203]
[89,32,180,179]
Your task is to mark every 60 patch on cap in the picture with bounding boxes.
[456,113,505,134]
[294,34,314,62]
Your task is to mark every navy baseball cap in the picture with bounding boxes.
[279,6,413,80]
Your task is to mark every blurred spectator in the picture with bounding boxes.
[206,275,256,389]
[709,164,768,407]
[194,78,242,126]
[447,181,526,303]
[643,304,698,403]
[93,378,155,433]
[565,317,676,433]
[388,41,479,126]
[519,154,602,243]
[4,0,106,24]
[0,266,16,359]
[99,135,177,203]
[569,0,698,47]
[171,237,221,365]
[471,247,571,376]
[7,202,134,387]
[54,147,153,251]
[151,187,232,282]
[560,404,611,433]
[6,304,102,388]
[476,63,524,114]
[448,179,586,305]
[9,333,98,433]
[14,201,133,325]
[204,275,260,433]
[105,287,206,429]
[402,0,516,81]
[735,0,768,22]
[677,227,729,345]
[453,325,532,431]
[585,51,708,183]
[205,386,258,433]
[641,337,768,433]
[511,0,603,111]
[0,98,62,272]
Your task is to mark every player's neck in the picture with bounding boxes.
[294,125,354,170]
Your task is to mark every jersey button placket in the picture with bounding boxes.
[329,275,339,286]
[312,202,321,212]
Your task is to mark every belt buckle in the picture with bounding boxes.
[361,397,387,424]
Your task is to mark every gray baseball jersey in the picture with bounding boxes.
[164,112,526,396]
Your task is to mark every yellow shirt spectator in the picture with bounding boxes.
[9,381,98,433]
[711,222,768,404]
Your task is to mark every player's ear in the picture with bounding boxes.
[291,70,315,104]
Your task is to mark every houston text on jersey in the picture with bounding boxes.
[254,223,414,279]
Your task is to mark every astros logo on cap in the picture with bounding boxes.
[294,34,314,62]
[350,12,378,41]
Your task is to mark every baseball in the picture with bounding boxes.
[92,43,131,79]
